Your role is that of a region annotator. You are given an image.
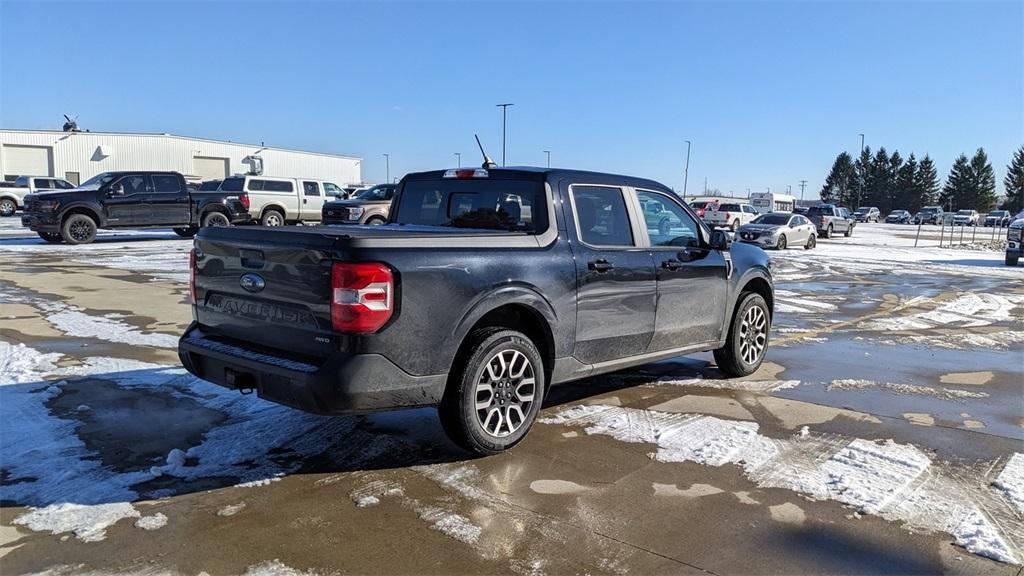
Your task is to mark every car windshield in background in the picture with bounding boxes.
[920,208,938,214]
[77,172,117,190]
[718,203,741,211]
[355,185,394,201]
[220,178,245,192]
[394,179,544,233]
[807,207,830,217]
[198,181,221,191]
[957,210,973,215]
[855,208,870,214]
[752,214,790,225]
[889,211,904,216]
[691,201,712,209]
[990,211,1008,217]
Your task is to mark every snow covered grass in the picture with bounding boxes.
[542,403,1022,564]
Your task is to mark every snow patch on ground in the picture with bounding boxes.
[13,502,139,542]
[543,403,1021,564]
[828,379,988,400]
[417,506,482,544]
[45,308,178,348]
[0,341,62,385]
[653,376,800,393]
[863,293,1023,332]
[243,560,319,576]
[993,454,1024,514]
[134,513,168,531]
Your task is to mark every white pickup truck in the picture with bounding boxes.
[212,175,347,226]
[704,202,759,230]
[0,176,76,217]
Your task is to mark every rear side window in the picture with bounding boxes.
[571,185,633,247]
[199,180,221,191]
[303,181,321,196]
[221,178,244,192]
[718,203,741,211]
[252,180,293,193]
[152,175,180,193]
[33,179,52,188]
[393,178,545,232]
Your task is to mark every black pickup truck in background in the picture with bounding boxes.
[21,171,251,244]
[179,166,775,454]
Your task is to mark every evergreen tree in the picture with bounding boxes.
[854,146,872,208]
[865,147,891,208]
[915,155,940,208]
[896,154,919,212]
[1003,145,1024,213]
[941,154,972,211]
[969,148,997,213]
[884,150,904,212]
[820,152,857,205]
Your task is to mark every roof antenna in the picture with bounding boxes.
[475,134,497,169]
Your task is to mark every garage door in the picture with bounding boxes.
[194,156,229,181]
[3,145,53,180]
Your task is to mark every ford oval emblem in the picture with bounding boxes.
[239,273,266,293]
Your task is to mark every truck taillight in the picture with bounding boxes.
[239,193,251,210]
[331,262,394,333]
[189,248,197,304]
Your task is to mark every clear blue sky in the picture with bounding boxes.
[2,1,1021,197]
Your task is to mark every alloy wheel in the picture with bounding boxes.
[474,349,536,438]
[738,305,768,365]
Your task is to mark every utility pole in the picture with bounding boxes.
[799,180,807,201]
[543,150,550,168]
[496,103,514,166]
[787,185,792,194]
[683,140,691,196]
[454,152,461,168]
[704,177,708,194]
[858,133,865,206]
[383,153,389,183]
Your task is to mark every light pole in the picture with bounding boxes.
[543,150,550,168]
[857,133,865,206]
[496,103,514,166]
[799,180,807,201]
[454,152,461,168]
[383,153,390,183]
[683,140,691,197]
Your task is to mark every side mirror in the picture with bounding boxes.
[709,229,731,251]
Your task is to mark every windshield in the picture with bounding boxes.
[393,178,545,232]
[855,207,871,214]
[888,211,904,216]
[989,211,1008,217]
[751,214,791,225]
[355,185,394,201]
[77,172,117,190]
[957,210,973,215]
[920,208,938,214]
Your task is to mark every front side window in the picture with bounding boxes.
[152,175,180,193]
[54,179,75,189]
[637,190,700,247]
[323,183,343,197]
[571,185,633,247]
[116,175,148,195]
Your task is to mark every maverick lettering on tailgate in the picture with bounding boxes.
[207,294,317,327]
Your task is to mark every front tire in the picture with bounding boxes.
[365,216,386,226]
[439,329,545,455]
[1007,254,1020,267]
[658,217,672,236]
[844,225,853,237]
[61,213,97,245]
[776,234,787,250]
[38,231,63,244]
[0,198,16,217]
[173,227,198,238]
[714,292,770,377]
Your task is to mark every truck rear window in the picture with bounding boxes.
[393,179,546,233]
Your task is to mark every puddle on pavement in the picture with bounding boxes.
[47,378,227,472]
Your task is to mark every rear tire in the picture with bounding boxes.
[822,224,833,239]
[0,198,16,217]
[260,210,284,227]
[730,220,739,231]
[38,231,62,243]
[173,227,198,238]
[1007,254,1020,267]
[804,233,816,250]
[714,292,770,377]
[202,211,230,228]
[439,329,545,455]
[61,213,97,245]
[658,217,672,236]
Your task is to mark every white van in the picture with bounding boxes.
[217,175,346,226]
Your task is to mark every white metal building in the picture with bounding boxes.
[0,129,361,187]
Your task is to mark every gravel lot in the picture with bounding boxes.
[1,218,1022,575]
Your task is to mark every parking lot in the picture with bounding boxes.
[0,215,1020,574]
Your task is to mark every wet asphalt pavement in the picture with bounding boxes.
[0,220,1022,575]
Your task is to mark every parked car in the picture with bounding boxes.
[20,171,250,244]
[321,184,398,225]
[984,210,1012,227]
[1006,216,1024,266]
[736,212,817,250]
[216,175,346,226]
[854,206,881,223]
[704,202,758,230]
[689,199,719,219]
[952,209,979,226]
[0,176,76,217]
[913,206,944,225]
[792,206,809,215]
[178,166,775,454]
[885,210,912,224]
[807,204,856,238]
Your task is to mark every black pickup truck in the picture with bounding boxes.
[179,166,774,454]
[21,171,250,244]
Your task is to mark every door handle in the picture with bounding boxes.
[588,259,614,273]
[662,259,684,270]
[303,199,308,204]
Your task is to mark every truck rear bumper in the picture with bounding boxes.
[177,324,448,415]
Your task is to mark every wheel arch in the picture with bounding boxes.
[739,274,774,320]
[61,204,103,227]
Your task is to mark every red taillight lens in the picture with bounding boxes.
[189,248,197,304]
[331,262,394,333]
[239,193,250,210]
